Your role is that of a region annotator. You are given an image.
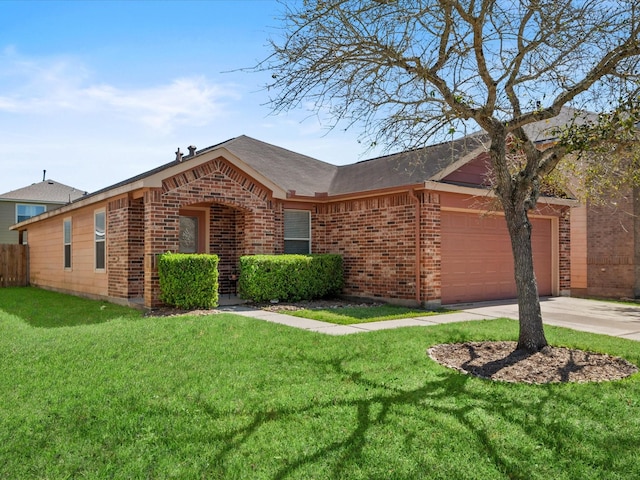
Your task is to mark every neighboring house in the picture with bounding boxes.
[571,189,640,299]
[0,180,85,244]
[12,132,573,309]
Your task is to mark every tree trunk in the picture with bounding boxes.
[503,203,549,352]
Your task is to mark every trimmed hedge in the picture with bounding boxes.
[238,254,343,302]
[158,253,219,309]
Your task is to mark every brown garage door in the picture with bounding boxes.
[441,211,552,304]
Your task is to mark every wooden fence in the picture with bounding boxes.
[0,244,28,287]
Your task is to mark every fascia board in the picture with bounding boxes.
[423,180,579,207]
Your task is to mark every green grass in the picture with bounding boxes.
[0,286,143,327]
[1,287,640,479]
[278,304,446,324]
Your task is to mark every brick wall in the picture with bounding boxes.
[143,188,172,307]
[162,158,277,254]
[419,192,442,303]
[586,190,637,298]
[107,196,145,300]
[559,207,571,294]
[314,191,441,305]
[107,197,128,299]
[210,204,244,294]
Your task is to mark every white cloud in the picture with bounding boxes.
[0,48,379,196]
[0,49,239,133]
[82,77,239,132]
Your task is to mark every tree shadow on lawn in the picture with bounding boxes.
[141,349,630,479]
[0,286,142,328]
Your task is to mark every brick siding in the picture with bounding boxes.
[585,190,638,298]
[559,208,571,293]
[107,196,144,299]
[314,191,442,305]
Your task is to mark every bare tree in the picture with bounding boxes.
[260,0,640,352]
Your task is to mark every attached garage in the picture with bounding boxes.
[441,210,553,304]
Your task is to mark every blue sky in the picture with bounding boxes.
[0,0,381,195]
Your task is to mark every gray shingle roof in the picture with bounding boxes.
[223,136,337,196]
[325,107,595,196]
[84,135,339,200]
[46,108,585,205]
[214,134,487,196]
[0,180,86,203]
[522,107,598,142]
[329,134,487,195]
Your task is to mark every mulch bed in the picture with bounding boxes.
[257,299,385,312]
[145,299,383,317]
[428,341,638,384]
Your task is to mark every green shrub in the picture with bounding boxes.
[238,254,343,302]
[158,253,219,309]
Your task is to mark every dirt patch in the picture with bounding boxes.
[428,341,638,384]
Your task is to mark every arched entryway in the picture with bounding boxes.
[178,201,250,296]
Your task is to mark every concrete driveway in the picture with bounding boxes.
[448,296,640,341]
[224,296,640,339]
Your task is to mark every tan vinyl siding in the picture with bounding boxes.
[27,201,109,297]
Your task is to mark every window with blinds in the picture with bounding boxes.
[284,210,311,254]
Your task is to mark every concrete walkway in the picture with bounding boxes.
[219,296,640,340]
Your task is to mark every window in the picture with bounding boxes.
[17,204,46,223]
[284,210,311,254]
[63,218,72,269]
[179,216,199,253]
[95,210,106,270]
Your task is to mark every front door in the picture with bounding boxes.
[179,210,206,253]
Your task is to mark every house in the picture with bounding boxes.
[0,179,85,244]
[11,133,573,309]
[570,189,640,299]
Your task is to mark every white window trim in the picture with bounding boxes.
[94,208,106,272]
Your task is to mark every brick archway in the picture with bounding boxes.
[139,157,281,307]
[208,202,248,295]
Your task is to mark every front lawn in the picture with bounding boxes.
[278,304,446,324]
[1,287,639,479]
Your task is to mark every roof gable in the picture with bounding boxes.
[82,135,339,201]
[440,151,492,187]
[221,136,337,197]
